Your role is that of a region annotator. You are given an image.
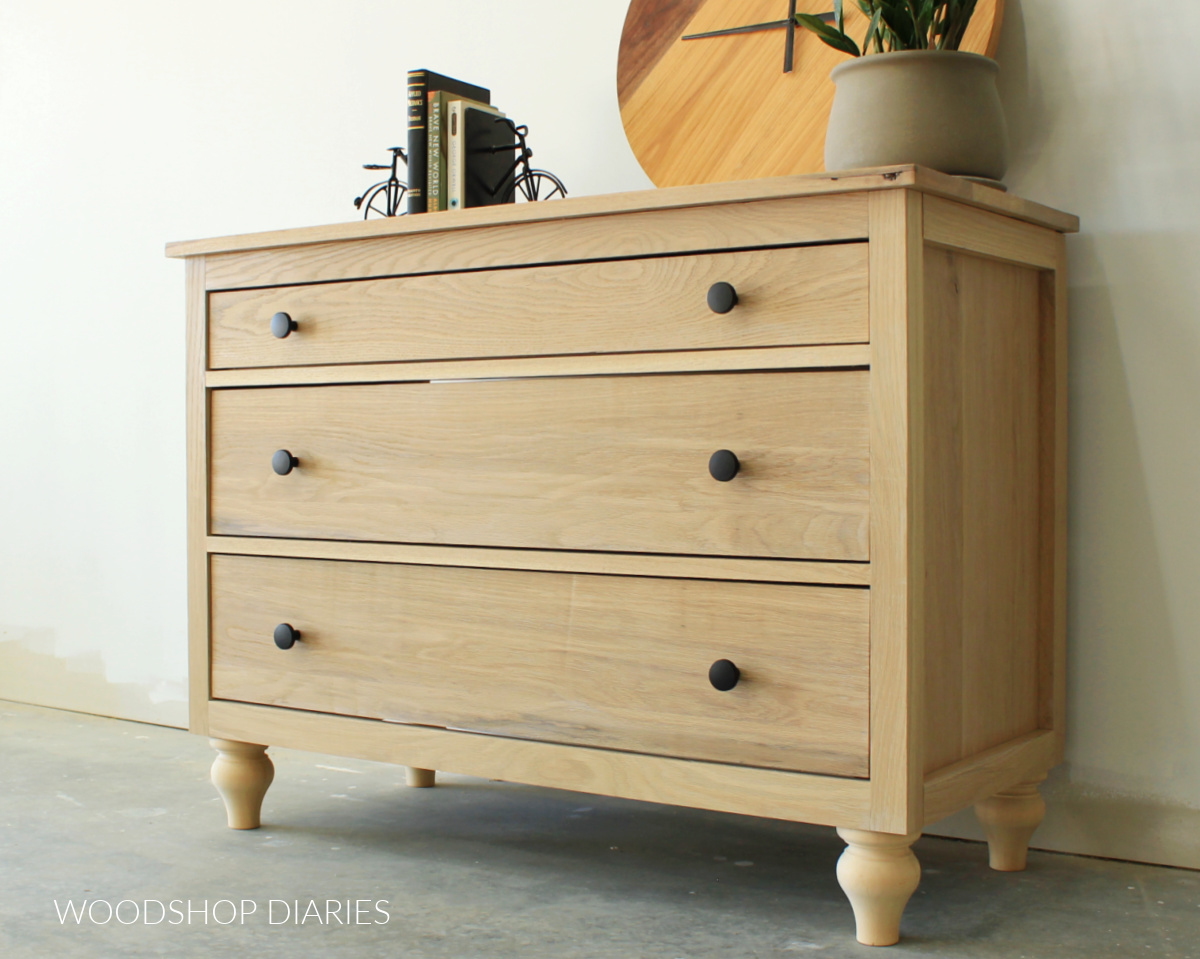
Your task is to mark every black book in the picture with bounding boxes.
[406,70,489,214]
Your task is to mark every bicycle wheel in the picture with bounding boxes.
[354,180,407,218]
[512,170,567,202]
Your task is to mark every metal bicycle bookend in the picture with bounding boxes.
[353,121,567,218]
[353,146,408,218]
[486,118,568,203]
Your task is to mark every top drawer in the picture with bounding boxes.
[207,243,868,369]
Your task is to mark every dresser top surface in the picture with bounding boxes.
[166,165,1079,260]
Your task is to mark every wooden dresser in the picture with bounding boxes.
[168,167,1076,946]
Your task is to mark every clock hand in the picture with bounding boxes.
[682,12,833,41]
[784,0,799,73]
[683,19,789,40]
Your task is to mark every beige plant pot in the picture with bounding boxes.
[824,50,1009,181]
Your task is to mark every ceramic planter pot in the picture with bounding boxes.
[824,50,1009,181]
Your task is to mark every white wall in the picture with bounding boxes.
[0,0,652,728]
[924,0,1200,869]
[1,0,1197,867]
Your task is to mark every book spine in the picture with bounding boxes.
[427,92,447,211]
[447,101,463,211]
[406,71,490,215]
[406,71,428,214]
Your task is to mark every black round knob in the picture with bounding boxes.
[708,449,740,482]
[273,623,300,650]
[709,659,740,691]
[272,449,298,475]
[271,312,297,338]
[707,282,738,314]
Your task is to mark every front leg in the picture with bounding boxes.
[210,739,274,829]
[975,775,1047,871]
[835,828,922,946]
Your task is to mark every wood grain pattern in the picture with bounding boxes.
[866,189,923,834]
[1040,236,1069,762]
[208,243,869,370]
[209,372,871,560]
[165,167,1076,261]
[618,1,1004,186]
[974,775,1046,871]
[201,194,867,291]
[924,194,1060,270]
[617,0,706,107]
[835,827,922,946]
[210,554,871,776]
[174,179,1076,871]
[205,343,871,389]
[921,247,1041,772]
[207,536,873,587]
[186,257,210,734]
[209,739,273,829]
[923,731,1055,825]
[207,699,874,827]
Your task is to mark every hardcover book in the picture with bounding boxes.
[406,69,489,214]
[426,91,453,212]
[447,101,516,211]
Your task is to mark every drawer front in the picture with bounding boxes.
[210,554,870,777]
[210,371,870,560]
[207,244,868,369]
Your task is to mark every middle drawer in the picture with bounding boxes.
[209,370,870,560]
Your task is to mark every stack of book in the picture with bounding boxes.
[406,69,517,214]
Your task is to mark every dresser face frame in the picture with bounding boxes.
[173,167,1073,943]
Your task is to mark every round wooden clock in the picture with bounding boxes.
[618,0,1005,187]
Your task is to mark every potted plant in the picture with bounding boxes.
[796,0,1008,183]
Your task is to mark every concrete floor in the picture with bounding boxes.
[0,701,1196,958]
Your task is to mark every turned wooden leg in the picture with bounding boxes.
[975,775,1047,871]
[405,767,436,788]
[835,828,922,946]
[210,739,274,829]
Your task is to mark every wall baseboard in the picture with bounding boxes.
[0,638,187,729]
[927,765,1200,871]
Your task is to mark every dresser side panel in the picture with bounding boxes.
[920,249,965,772]
[1039,236,1069,761]
[921,248,1042,772]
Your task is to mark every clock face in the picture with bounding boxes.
[618,0,1005,187]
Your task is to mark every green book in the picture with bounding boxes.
[426,91,453,212]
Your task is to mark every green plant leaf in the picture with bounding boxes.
[944,0,978,49]
[877,0,918,50]
[862,5,883,54]
[905,0,931,48]
[794,12,862,56]
[837,0,981,54]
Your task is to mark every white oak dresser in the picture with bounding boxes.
[168,167,1076,946]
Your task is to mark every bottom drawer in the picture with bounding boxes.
[209,554,869,777]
